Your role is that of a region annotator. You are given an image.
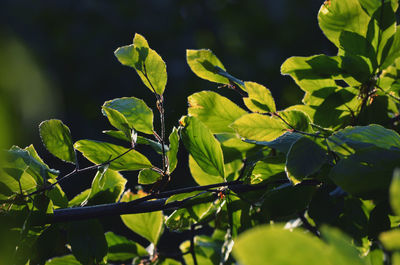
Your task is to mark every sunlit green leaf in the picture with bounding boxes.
[180,116,225,178]
[188,91,246,133]
[39,119,76,164]
[188,155,225,185]
[318,0,370,49]
[138,169,161,185]
[121,191,164,244]
[101,107,131,139]
[243,81,276,113]
[231,113,288,142]
[45,255,81,265]
[74,140,152,171]
[103,97,154,135]
[186,49,229,84]
[250,156,286,185]
[167,127,179,174]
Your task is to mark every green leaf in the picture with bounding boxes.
[45,255,81,265]
[66,219,108,265]
[101,107,131,139]
[39,119,76,164]
[286,137,328,183]
[68,189,91,207]
[381,27,400,69]
[137,136,169,154]
[320,226,367,265]
[318,0,370,48]
[390,168,400,215]
[186,49,229,84]
[105,232,147,262]
[138,169,161,185]
[188,155,224,185]
[243,81,276,113]
[188,91,247,133]
[231,113,288,142]
[121,191,164,244]
[114,36,167,95]
[233,225,339,265]
[180,235,222,265]
[103,130,131,142]
[250,156,286,185]
[133,33,149,48]
[243,132,303,154]
[281,55,340,93]
[180,116,225,178]
[103,97,154,134]
[167,127,179,174]
[74,140,152,171]
[329,146,400,199]
[379,229,400,251]
[86,168,127,205]
[279,109,313,132]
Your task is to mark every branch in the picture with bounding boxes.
[39,179,321,225]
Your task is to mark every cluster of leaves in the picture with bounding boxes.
[2,0,400,264]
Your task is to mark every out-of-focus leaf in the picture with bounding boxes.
[45,255,81,265]
[379,229,400,250]
[39,119,76,163]
[74,140,152,171]
[188,91,246,133]
[180,116,225,178]
[390,168,400,215]
[121,191,164,244]
[180,235,223,265]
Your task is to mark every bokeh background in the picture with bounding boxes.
[0,0,336,253]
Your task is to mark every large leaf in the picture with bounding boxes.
[114,34,167,95]
[186,49,229,84]
[188,91,246,133]
[74,140,152,171]
[233,225,352,265]
[243,81,276,113]
[180,116,225,178]
[318,0,370,49]
[286,137,328,183]
[390,168,400,215]
[66,220,108,265]
[103,97,154,135]
[105,232,147,262]
[121,191,164,244]
[188,155,225,185]
[39,119,76,164]
[231,113,289,142]
[329,146,400,199]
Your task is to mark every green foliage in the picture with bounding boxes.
[3,1,400,264]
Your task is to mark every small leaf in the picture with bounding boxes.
[66,220,108,265]
[250,156,286,185]
[243,132,303,154]
[121,191,164,244]
[390,168,400,215]
[180,116,225,178]
[102,107,131,139]
[188,91,247,133]
[286,137,328,183]
[45,255,81,265]
[103,97,154,135]
[105,231,147,262]
[138,169,161,185]
[167,127,179,174]
[243,82,276,113]
[39,119,76,164]
[115,36,167,95]
[186,49,229,84]
[231,113,288,142]
[74,140,152,171]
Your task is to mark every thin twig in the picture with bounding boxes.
[190,225,198,265]
[297,211,320,238]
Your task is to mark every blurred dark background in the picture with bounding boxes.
[0,0,336,253]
